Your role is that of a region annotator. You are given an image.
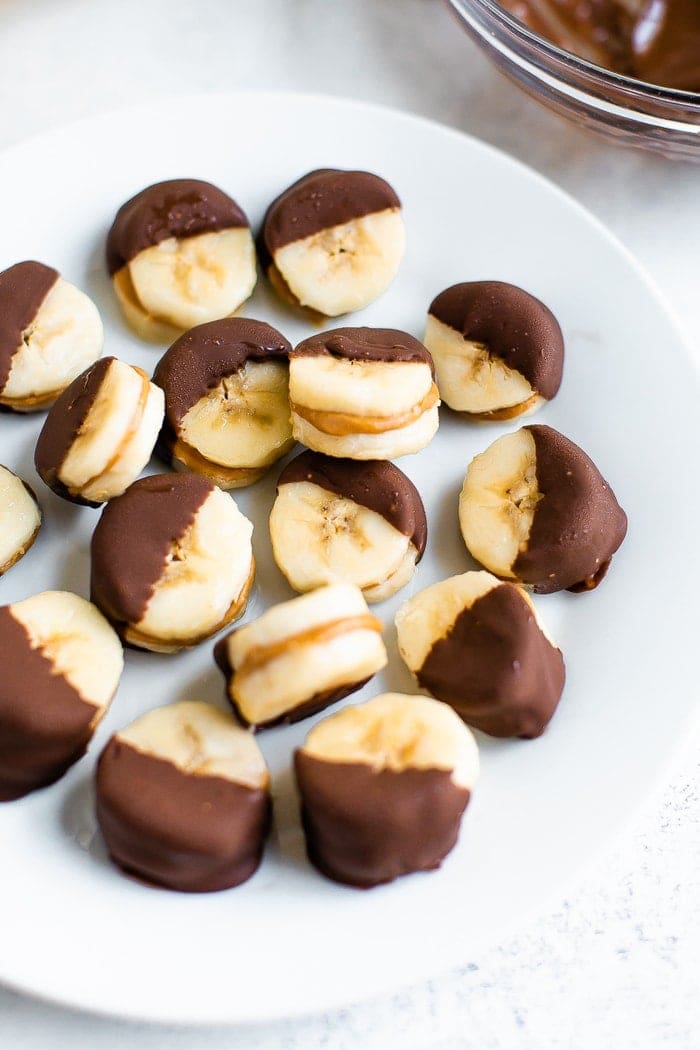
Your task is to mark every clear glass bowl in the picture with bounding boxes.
[447,0,700,161]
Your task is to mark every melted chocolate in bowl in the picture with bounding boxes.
[499,0,700,90]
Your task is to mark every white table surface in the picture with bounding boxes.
[1,1,698,1047]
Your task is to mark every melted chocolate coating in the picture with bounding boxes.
[294,754,469,888]
[417,583,565,738]
[153,317,291,458]
[96,738,271,892]
[633,0,700,91]
[106,179,249,275]
[259,169,401,263]
[0,261,58,392]
[0,607,97,801]
[429,281,564,400]
[277,450,427,556]
[514,425,627,594]
[34,357,113,507]
[293,327,435,377]
[91,473,213,627]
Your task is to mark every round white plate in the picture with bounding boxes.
[0,93,697,1026]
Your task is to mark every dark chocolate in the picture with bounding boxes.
[429,281,564,400]
[153,317,291,458]
[34,356,113,507]
[96,738,271,892]
[417,583,565,738]
[0,606,97,801]
[277,450,427,556]
[294,754,469,888]
[106,179,249,275]
[91,473,214,627]
[514,425,627,594]
[0,261,59,392]
[259,169,401,261]
[292,327,435,377]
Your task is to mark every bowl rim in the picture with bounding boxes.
[447,0,700,106]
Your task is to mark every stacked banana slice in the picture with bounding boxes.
[0,465,41,576]
[107,179,257,342]
[0,260,103,412]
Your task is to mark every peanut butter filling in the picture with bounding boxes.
[291,382,439,436]
[233,613,383,680]
[469,392,542,423]
[171,438,270,489]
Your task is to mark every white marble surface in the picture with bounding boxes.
[1,1,698,1047]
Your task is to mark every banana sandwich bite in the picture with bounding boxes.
[258,168,405,318]
[35,357,164,506]
[0,260,103,412]
[153,317,293,488]
[91,473,254,652]
[395,571,565,738]
[0,591,123,801]
[460,424,627,594]
[215,582,387,730]
[289,327,439,459]
[294,693,479,888]
[106,179,256,341]
[0,465,42,576]
[96,701,271,892]
[270,451,427,602]
[424,281,564,419]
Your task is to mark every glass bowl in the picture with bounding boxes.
[447,0,700,161]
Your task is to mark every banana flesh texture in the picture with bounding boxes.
[269,481,417,602]
[118,700,269,790]
[179,361,293,471]
[59,360,164,503]
[132,488,253,650]
[274,208,405,317]
[424,314,540,416]
[11,590,123,712]
[223,582,387,726]
[290,357,433,417]
[1,278,103,409]
[459,428,541,578]
[291,405,439,460]
[0,466,41,573]
[116,228,257,339]
[300,692,479,791]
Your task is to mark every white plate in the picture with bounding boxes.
[0,92,698,1026]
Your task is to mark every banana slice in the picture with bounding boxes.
[0,590,123,801]
[294,692,479,887]
[107,179,256,342]
[289,327,439,460]
[0,465,42,576]
[0,260,103,412]
[425,281,564,418]
[153,317,293,489]
[90,473,254,652]
[215,581,387,729]
[35,356,164,506]
[259,169,405,317]
[395,571,566,738]
[96,700,271,892]
[459,424,627,593]
[269,451,427,602]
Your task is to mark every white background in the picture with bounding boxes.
[0,1,698,1047]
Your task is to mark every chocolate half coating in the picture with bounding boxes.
[34,357,113,506]
[153,317,291,458]
[96,738,271,892]
[259,169,401,264]
[417,584,565,738]
[277,450,427,557]
[293,327,434,375]
[429,281,564,400]
[0,261,59,391]
[516,425,627,593]
[294,754,469,888]
[0,607,97,801]
[91,473,213,627]
[106,179,249,275]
